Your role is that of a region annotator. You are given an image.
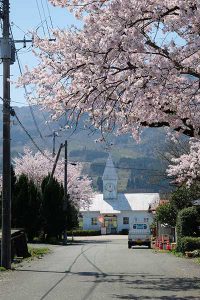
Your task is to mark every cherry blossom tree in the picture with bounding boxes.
[16,1,200,182]
[13,147,94,208]
[167,140,200,185]
[17,0,200,138]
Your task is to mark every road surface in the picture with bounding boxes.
[0,236,200,299]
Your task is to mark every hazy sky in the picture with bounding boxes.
[0,0,81,107]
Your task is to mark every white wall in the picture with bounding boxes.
[82,211,154,232]
[82,212,101,231]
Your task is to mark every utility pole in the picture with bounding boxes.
[63,140,68,244]
[48,143,63,183]
[45,131,59,157]
[64,140,68,204]
[1,0,11,269]
[52,131,56,157]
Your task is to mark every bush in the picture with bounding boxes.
[178,237,200,253]
[176,206,199,251]
[67,230,101,236]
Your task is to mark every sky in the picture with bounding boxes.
[0,0,82,107]
[0,1,186,109]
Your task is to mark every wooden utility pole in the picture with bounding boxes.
[1,0,11,269]
[63,140,68,244]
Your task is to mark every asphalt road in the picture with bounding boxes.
[0,236,200,300]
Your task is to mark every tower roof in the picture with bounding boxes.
[102,154,118,180]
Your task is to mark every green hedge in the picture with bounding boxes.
[176,206,199,251]
[178,237,200,253]
[119,229,129,235]
[67,230,101,236]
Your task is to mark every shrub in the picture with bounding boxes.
[178,237,200,253]
[67,230,101,236]
[176,206,199,251]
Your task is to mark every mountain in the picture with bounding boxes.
[0,105,172,194]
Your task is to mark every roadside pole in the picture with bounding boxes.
[1,0,11,269]
[63,140,68,245]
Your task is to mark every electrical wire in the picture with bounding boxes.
[10,21,29,36]
[9,24,45,141]
[40,0,51,38]
[45,0,54,28]
[35,0,46,36]
[11,107,53,162]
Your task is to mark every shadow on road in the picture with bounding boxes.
[16,269,200,300]
[15,242,200,300]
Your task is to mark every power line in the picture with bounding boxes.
[10,107,53,162]
[40,0,51,38]
[35,0,46,35]
[9,24,45,141]
[10,21,29,36]
[45,0,54,28]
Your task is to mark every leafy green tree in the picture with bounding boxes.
[170,185,200,211]
[155,203,176,227]
[177,207,199,238]
[12,174,42,241]
[65,194,79,231]
[176,206,200,252]
[156,184,200,228]
[41,176,65,239]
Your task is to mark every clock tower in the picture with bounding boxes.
[102,154,118,200]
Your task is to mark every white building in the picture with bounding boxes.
[80,154,160,234]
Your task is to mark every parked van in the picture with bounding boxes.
[128,222,151,249]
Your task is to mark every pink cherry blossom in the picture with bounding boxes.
[167,139,200,186]
[17,1,200,138]
[16,1,200,182]
[13,147,94,208]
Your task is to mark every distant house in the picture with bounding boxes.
[80,154,160,234]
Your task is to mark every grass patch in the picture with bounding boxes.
[153,249,168,254]
[0,266,6,272]
[195,257,200,264]
[28,247,50,258]
[170,250,184,258]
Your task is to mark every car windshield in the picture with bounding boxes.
[133,224,147,229]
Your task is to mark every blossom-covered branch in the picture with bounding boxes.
[17,0,200,139]
[167,140,200,186]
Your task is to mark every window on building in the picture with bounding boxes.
[123,217,129,225]
[91,217,98,225]
[144,218,149,222]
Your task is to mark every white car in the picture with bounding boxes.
[128,223,151,249]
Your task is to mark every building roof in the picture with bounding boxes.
[102,154,118,180]
[81,193,160,214]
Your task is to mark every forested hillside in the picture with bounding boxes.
[0,105,172,193]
